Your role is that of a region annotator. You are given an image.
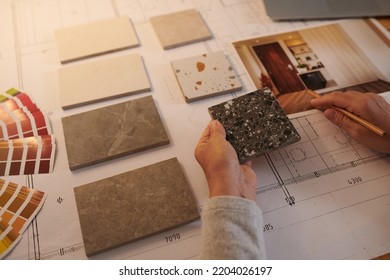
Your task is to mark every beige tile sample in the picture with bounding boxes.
[55,16,139,63]
[150,9,212,49]
[74,157,200,257]
[62,96,169,170]
[171,51,242,102]
[59,53,150,109]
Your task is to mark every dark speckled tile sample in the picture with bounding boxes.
[208,88,301,162]
[62,96,169,170]
[74,157,200,257]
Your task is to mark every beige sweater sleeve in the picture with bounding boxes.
[200,196,267,259]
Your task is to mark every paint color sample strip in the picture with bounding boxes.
[0,89,55,175]
[0,88,19,103]
[0,180,46,259]
[0,91,52,140]
[0,89,53,139]
[0,109,46,140]
[0,220,21,259]
[0,135,55,176]
[0,107,33,140]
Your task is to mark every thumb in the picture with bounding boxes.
[210,120,226,139]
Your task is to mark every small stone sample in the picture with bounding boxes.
[150,9,212,50]
[208,88,301,162]
[171,51,242,102]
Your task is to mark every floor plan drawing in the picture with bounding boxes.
[252,106,390,259]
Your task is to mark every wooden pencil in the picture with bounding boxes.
[306,90,386,137]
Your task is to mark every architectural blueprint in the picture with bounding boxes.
[254,103,390,259]
[1,0,389,260]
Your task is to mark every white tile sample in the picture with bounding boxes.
[55,16,139,63]
[150,9,212,50]
[171,51,242,102]
[59,53,150,109]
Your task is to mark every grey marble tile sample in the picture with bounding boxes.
[171,51,242,102]
[62,96,169,170]
[74,157,200,257]
[150,9,212,50]
[208,88,301,162]
[55,16,139,63]
[59,53,150,109]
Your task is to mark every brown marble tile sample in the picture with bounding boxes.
[208,88,301,162]
[150,9,212,50]
[74,157,200,257]
[62,96,169,170]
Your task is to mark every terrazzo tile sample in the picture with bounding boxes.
[62,96,169,170]
[74,157,200,257]
[55,16,139,63]
[171,51,242,102]
[59,53,150,109]
[150,9,212,50]
[208,88,301,162]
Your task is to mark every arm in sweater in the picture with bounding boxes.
[200,196,267,260]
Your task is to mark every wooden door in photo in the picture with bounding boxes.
[253,42,305,94]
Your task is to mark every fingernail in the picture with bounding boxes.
[310,98,319,106]
[211,120,220,129]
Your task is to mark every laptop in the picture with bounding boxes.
[263,0,390,20]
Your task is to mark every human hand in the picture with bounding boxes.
[310,91,390,153]
[194,120,257,201]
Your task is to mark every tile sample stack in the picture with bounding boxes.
[74,157,200,257]
[150,9,212,49]
[208,88,301,162]
[0,179,47,259]
[62,96,169,170]
[0,88,55,176]
[58,53,151,109]
[54,16,139,63]
[171,51,242,102]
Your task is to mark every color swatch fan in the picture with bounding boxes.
[208,88,301,162]
[0,88,56,176]
[0,178,47,259]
